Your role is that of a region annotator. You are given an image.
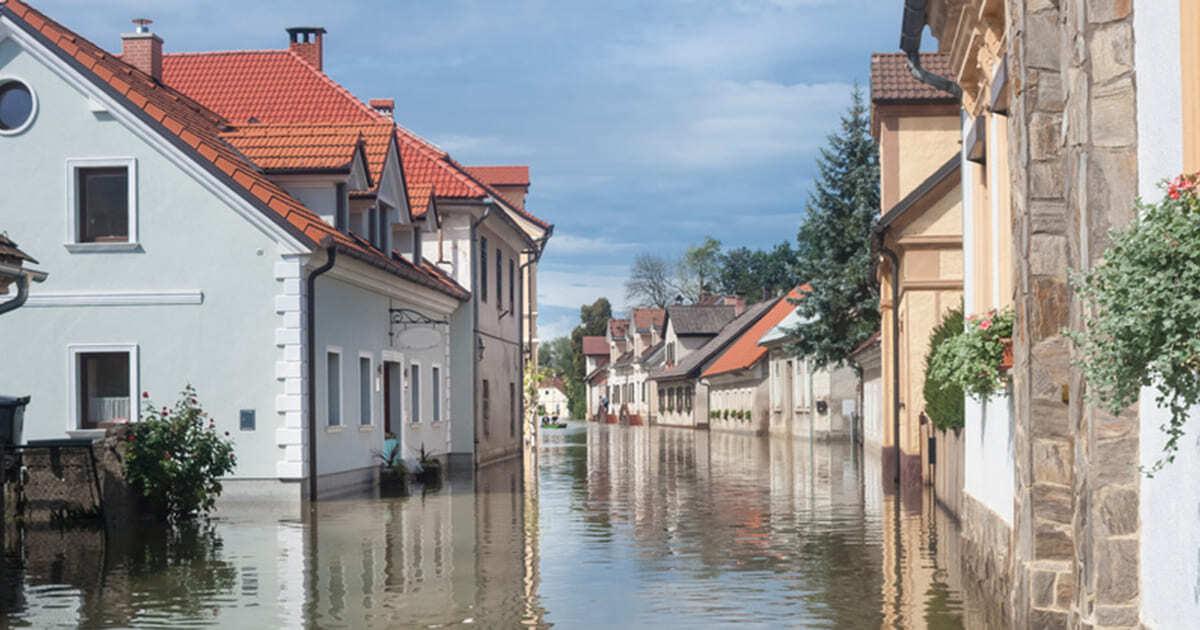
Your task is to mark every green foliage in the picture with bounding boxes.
[923,306,966,431]
[1071,175,1200,475]
[677,236,723,301]
[718,241,799,301]
[787,87,881,368]
[125,385,237,520]
[927,308,1014,400]
[568,297,612,418]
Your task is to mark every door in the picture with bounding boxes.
[783,359,794,435]
[384,361,403,438]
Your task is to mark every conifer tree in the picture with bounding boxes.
[787,87,880,367]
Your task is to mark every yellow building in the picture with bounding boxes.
[869,53,964,489]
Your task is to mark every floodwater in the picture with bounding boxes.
[0,423,998,628]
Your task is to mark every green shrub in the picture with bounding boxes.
[924,306,966,431]
[1071,174,1200,475]
[125,385,237,520]
[928,307,1013,400]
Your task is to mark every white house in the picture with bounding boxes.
[0,2,549,500]
[535,379,569,419]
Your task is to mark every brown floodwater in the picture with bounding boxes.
[0,423,997,628]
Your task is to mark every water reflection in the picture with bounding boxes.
[1,424,997,628]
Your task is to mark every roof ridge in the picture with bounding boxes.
[281,48,385,121]
[164,49,290,58]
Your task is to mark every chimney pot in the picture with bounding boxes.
[286,26,326,71]
[369,98,395,119]
[122,18,163,81]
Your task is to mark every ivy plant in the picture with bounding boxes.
[1071,174,1200,475]
[923,306,966,431]
[927,308,1014,400]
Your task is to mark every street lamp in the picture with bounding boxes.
[0,233,48,316]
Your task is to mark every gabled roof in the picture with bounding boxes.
[582,336,609,356]
[870,53,957,104]
[653,299,778,382]
[704,289,802,378]
[640,340,665,365]
[666,304,737,336]
[609,319,629,340]
[466,165,529,187]
[219,123,380,178]
[611,350,636,368]
[874,155,961,235]
[0,0,465,301]
[632,307,665,334]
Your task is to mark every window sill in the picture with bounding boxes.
[64,242,142,254]
[359,425,374,432]
[326,425,344,433]
[66,429,107,441]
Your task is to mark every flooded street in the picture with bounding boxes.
[1,424,995,628]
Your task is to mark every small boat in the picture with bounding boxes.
[540,417,569,429]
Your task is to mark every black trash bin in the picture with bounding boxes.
[0,395,30,447]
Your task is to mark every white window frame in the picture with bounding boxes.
[66,343,139,437]
[410,361,422,424]
[431,363,443,424]
[0,76,38,137]
[326,346,343,430]
[358,352,375,430]
[65,157,139,252]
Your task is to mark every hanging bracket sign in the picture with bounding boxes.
[389,308,449,350]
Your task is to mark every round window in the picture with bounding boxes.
[0,80,35,133]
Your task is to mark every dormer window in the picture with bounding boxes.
[66,157,138,251]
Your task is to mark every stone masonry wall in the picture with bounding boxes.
[1007,0,1141,627]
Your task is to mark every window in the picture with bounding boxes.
[509,382,516,438]
[0,79,35,134]
[69,160,137,246]
[496,249,503,311]
[76,350,132,429]
[685,387,693,413]
[413,229,422,263]
[410,363,421,423]
[509,258,515,314]
[359,355,372,426]
[482,379,491,436]
[666,342,676,365]
[326,350,342,426]
[335,183,348,231]
[480,237,489,302]
[378,204,390,252]
[432,366,441,422]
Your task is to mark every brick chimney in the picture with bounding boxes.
[287,27,326,71]
[121,18,162,81]
[369,98,395,120]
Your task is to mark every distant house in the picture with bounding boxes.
[536,378,569,418]
[604,308,664,424]
[581,335,609,420]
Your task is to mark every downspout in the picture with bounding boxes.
[306,245,337,502]
[516,232,548,448]
[900,0,963,100]
[0,275,30,316]
[470,203,494,465]
[877,242,902,486]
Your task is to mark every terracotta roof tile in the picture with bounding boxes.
[220,122,392,176]
[582,336,609,356]
[870,53,957,103]
[631,307,665,334]
[609,319,629,339]
[0,0,465,301]
[466,165,529,187]
[703,289,803,378]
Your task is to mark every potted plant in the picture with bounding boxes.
[375,434,408,495]
[415,443,442,486]
[1071,173,1200,474]
[928,307,1015,400]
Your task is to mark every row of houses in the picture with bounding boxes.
[0,1,552,500]
[583,292,860,441]
[869,0,1200,627]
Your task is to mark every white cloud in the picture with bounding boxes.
[546,234,638,256]
[429,133,533,159]
[537,266,629,312]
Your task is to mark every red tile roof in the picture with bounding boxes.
[870,53,957,103]
[609,319,629,339]
[582,336,609,356]
[407,183,434,219]
[220,123,373,173]
[702,289,803,378]
[162,50,379,124]
[632,307,665,334]
[0,0,465,301]
[466,165,529,187]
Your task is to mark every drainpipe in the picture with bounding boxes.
[0,274,30,316]
[306,245,337,502]
[516,233,548,447]
[470,204,493,466]
[877,243,902,486]
[900,0,963,100]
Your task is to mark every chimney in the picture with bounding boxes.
[287,27,326,71]
[121,18,162,81]
[369,98,395,120]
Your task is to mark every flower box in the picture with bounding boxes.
[999,338,1014,372]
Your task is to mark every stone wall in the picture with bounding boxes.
[1007,0,1141,627]
[960,492,1014,626]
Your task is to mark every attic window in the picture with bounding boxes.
[0,79,36,135]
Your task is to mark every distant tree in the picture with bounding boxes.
[786,87,880,367]
[677,236,722,301]
[567,297,612,418]
[625,253,676,308]
[719,241,798,300]
[539,336,574,378]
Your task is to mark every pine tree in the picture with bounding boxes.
[787,86,880,367]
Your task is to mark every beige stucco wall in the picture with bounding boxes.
[896,116,961,197]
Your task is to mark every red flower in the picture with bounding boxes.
[127,434,135,442]
[142,392,150,399]
[979,319,993,331]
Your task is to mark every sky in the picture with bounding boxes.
[34,0,904,340]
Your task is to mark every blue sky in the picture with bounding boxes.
[37,0,904,340]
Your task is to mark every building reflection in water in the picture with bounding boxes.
[1,425,1002,628]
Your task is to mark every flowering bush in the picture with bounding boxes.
[124,385,237,520]
[923,306,966,431]
[927,308,1014,400]
[1072,174,1200,475]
